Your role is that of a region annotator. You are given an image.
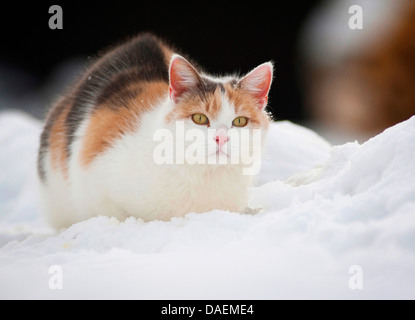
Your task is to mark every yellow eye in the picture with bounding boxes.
[192,113,209,125]
[232,116,248,127]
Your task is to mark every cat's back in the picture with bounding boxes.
[38,33,174,182]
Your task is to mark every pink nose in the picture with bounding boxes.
[215,129,229,147]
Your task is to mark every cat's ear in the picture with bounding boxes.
[238,62,273,110]
[169,54,202,103]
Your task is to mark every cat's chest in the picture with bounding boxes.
[153,165,249,204]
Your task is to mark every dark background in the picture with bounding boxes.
[0,1,321,122]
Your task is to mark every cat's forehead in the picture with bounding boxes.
[166,76,267,127]
[208,89,237,126]
[201,78,237,118]
[200,77,259,119]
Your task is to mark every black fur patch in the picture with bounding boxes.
[97,80,143,109]
[227,78,238,88]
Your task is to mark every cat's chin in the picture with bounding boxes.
[208,149,229,158]
[204,151,231,167]
[212,150,229,157]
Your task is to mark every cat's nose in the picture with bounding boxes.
[215,129,229,147]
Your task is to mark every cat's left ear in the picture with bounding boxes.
[238,62,273,110]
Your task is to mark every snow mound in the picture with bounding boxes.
[0,111,414,299]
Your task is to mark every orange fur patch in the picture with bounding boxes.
[49,101,71,178]
[80,81,168,166]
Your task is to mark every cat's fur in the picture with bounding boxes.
[38,33,273,229]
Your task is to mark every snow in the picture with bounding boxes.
[1,111,414,299]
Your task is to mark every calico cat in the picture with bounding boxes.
[38,33,273,229]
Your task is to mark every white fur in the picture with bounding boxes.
[40,85,268,229]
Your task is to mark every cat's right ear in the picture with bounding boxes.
[169,54,202,103]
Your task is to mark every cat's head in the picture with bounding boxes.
[163,54,273,174]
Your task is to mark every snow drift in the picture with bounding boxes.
[0,111,414,299]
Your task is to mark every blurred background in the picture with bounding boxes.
[0,0,414,144]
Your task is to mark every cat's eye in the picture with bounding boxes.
[192,113,209,125]
[232,116,248,127]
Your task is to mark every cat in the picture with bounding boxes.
[37,33,273,229]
